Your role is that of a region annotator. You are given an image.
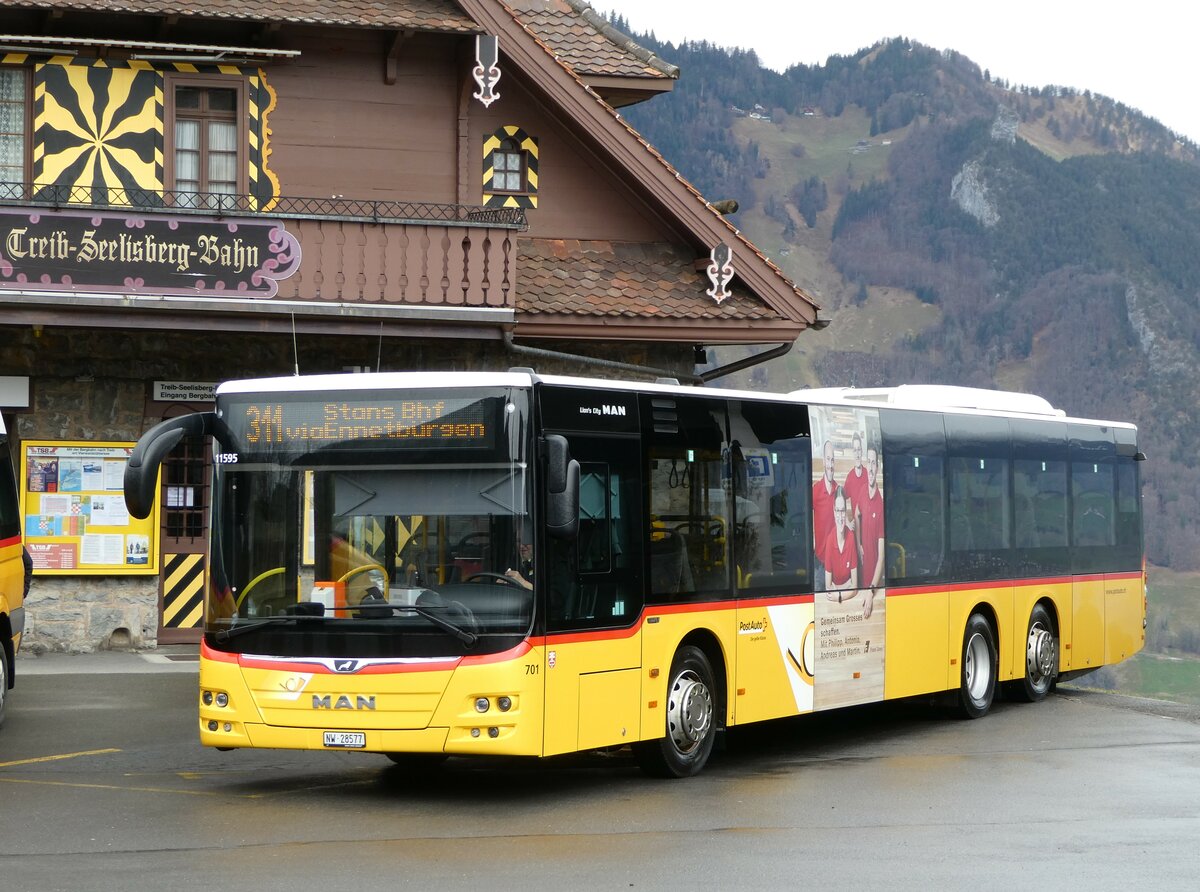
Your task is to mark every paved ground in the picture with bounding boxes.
[15,645,200,675]
[3,648,1199,890]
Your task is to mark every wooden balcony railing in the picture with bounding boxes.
[0,183,525,308]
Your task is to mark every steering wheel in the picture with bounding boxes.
[338,563,390,604]
[464,571,522,588]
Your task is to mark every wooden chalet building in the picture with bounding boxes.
[0,0,821,650]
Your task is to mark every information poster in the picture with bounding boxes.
[20,441,159,576]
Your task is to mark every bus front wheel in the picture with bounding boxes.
[957,613,997,719]
[634,645,717,778]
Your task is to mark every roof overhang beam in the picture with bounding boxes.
[0,34,300,62]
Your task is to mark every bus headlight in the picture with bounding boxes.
[474,697,490,713]
[215,692,229,708]
[497,696,512,712]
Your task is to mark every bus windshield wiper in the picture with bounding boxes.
[394,603,478,647]
[214,596,478,647]
[213,602,328,642]
[213,615,315,642]
[356,588,479,647]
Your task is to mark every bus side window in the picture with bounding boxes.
[946,414,1012,582]
[546,438,642,631]
[881,409,947,584]
[1113,458,1142,570]
[1069,424,1117,573]
[727,400,811,595]
[644,396,731,602]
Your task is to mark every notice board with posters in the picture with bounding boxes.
[20,441,159,575]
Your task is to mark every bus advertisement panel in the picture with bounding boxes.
[810,406,886,710]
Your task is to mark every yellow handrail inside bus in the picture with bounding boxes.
[338,563,389,605]
[236,567,285,609]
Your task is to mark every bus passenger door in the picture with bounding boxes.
[540,433,644,756]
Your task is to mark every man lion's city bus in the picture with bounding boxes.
[124,371,1146,777]
[1,413,28,729]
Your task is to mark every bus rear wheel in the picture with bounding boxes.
[1008,604,1058,702]
[634,645,717,778]
[957,613,997,719]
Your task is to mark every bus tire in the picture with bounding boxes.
[957,613,997,719]
[633,645,717,778]
[1008,603,1057,703]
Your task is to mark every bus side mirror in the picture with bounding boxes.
[124,412,219,519]
[545,434,579,540]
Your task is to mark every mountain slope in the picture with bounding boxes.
[613,28,1200,569]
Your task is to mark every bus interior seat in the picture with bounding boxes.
[650,529,693,595]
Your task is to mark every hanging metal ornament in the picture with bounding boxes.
[473,35,501,107]
[706,242,735,304]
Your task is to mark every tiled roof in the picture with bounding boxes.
[507,0,677,79]
[516,239,781,321]
[3,1,477,31]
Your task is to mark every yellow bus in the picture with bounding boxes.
[124,372,1146,776]
[1,413,29,729]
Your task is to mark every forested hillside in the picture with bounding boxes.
[612,22,1200,569]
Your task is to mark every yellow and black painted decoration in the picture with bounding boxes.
[33,57,161,204]
[483,124,538,209]
[16,55,279,209]
[248,70,280,211]
[161,552,206,631]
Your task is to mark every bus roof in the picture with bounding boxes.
[786,384,1064,417]
[213,370,1134,431]
[215,371,537,395]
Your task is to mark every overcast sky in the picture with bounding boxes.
[595,1,1198,144]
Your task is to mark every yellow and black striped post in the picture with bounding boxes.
[161,553,206,631]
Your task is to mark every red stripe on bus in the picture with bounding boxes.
[201,640,237,663]
[536,594,817,646]
[244,653,460,675]
[0,534,21,549]
[887,571,1143,597]
[202,638,532,674]
[460,641,533,666]
[736,593,817,608]
[534,622,645,647]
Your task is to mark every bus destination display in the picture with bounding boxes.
[224,395,497,451]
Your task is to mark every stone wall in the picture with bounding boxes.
[2,324,695,651]
[21,577,159,655]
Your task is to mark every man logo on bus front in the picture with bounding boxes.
[334,659,360,673]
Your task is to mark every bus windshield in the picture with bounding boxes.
[206,386,532,658]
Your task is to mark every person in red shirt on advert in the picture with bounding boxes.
[842,432,869,531]
[823,486,858,595]
[857,443,886,618]
[812,439,838,574]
